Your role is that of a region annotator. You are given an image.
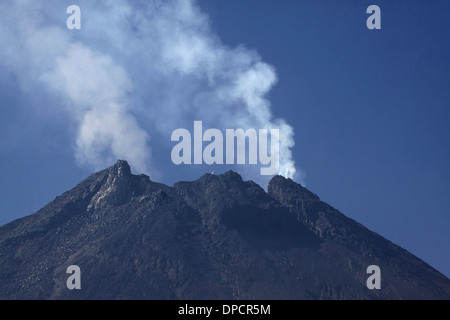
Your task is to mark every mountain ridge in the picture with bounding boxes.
[0,160,449,299]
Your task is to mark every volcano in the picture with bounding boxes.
[0,160,448,299]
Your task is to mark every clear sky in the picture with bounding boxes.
[0,0,449,278]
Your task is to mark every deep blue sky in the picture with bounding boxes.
[0,0,449,278]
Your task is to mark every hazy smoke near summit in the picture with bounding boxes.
[0,0,302,182]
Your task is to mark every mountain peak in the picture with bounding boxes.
[110,159,131,177]
[223,170,243,181]
[87,160,142,210]
[268,175,320,204]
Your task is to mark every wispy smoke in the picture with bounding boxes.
[0,0,302,181]
[41,43,151,172]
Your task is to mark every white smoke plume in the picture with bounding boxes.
[0,0,302,181]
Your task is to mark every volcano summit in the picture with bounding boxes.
[0,160,448,299]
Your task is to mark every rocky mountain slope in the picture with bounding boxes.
[0,160,449,299]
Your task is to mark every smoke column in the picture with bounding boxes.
[0,0,302,181]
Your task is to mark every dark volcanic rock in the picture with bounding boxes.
[0,160,449,300]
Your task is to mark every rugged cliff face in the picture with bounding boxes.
[0,160,449,299]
